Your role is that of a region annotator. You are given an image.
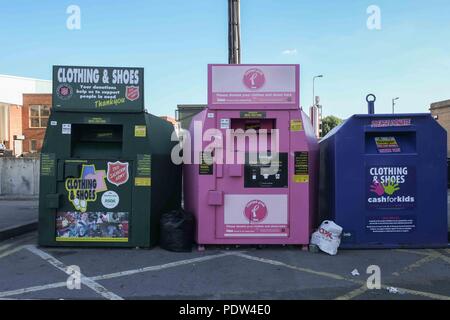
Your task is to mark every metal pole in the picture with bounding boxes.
[366,94,376,114]
[312,75,323,106]
[228,0,241,64]
[228,0,232,63]
[312,79,315,107]
[392,97,399,114]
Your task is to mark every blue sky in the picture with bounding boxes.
[0,0,449,118]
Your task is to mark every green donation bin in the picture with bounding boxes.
[38,65,181,247]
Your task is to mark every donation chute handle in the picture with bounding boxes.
[366,94,376,114]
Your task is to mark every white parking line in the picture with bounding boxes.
[395,249,436,256]
[0,281,68,298]
[230,252,347,281]
[335,285,369,300]
[0,243,17,253]
[397,254,439,274]
[387,286,450,300]
[0,234,36,255]
[430,249,450,264]
[0,250,236,298]
[26,245,123,300]
[91,251,237,281]
[0,245,27,259]
[231,252,450,300]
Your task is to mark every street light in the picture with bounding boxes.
[392,97,399,114]
[312,75,324,138]
[313,75,323,107]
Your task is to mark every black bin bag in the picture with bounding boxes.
[160,209,195,252]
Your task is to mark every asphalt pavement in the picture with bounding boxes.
[0,198,448,300]
[0,200,38,240]
[0,200,37,230]
[0,232,448,300]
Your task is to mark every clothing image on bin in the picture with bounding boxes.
[38,65,181,248]
[183,64,318,246]
[319,114,447,248]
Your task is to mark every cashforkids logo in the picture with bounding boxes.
[367,166,415,208]
[65,164,107,212]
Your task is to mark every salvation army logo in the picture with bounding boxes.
[243,68,265,90]
[126,86,140,101]
[107,161,129,186]
[56,84,73,100]
[244,200,268,223]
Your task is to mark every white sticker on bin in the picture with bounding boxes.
[62,124,71,135]
[220,118,230,129]
[101,191,119,209]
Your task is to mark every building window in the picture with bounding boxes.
[29,140,38,153]
[29,105,50,128]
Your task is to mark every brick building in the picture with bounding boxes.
[430,99,450,157]
[0,75,51,156]
[0,103,23,155]
[21,94,52,154]
[160,115,177,125]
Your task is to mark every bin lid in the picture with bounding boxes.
[52,65,144,113]
[320,113,434,142]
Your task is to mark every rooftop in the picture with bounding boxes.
[430,99,450,110]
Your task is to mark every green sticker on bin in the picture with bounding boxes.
[137,154,151,176]
[41,153,56,176]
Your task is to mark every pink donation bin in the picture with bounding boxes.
[184,64,318,246]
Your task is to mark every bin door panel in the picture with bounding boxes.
[214,111,291,239]
[217,194,289,238]
[55,159,133,243]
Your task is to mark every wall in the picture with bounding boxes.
[22,94,52,154]
[0,104,7,142]
[0,158,39,196]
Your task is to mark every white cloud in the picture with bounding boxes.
[282,49,298,55]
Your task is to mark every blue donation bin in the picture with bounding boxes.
[319,114,447,248]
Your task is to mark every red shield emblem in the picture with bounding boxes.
[107,161,129,186]
[60,86,69,96]
[126,86,140,101]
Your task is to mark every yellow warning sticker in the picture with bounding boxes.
[290,119,303,131]
[293,175,309,183]
[135,177,151,187]
[134,125,147,137]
